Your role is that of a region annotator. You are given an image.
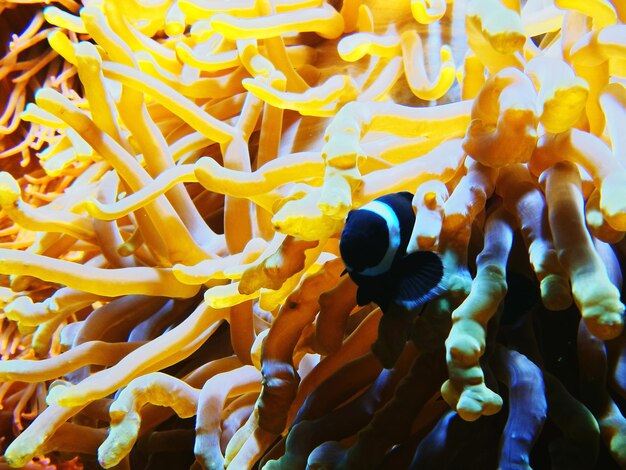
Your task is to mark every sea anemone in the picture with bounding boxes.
[1,0,626,468]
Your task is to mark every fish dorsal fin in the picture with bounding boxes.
[393,251,445,310]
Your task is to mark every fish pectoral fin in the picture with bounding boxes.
[394,251,445,310]
[355,276,393,310]
[356,286,372,306]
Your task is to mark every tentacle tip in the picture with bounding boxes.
[0,172,20,205]
[45,381,75,407]
[3,452,28,469]
[34,87,59,106]
[44,389,62,406]
[584,313,624,341]
[456,389,503,422]
[540,275,573,311]
[98,455,115,470]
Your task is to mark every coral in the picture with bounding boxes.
[0,0,626,469]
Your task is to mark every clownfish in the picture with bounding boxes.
[339,192,445,314]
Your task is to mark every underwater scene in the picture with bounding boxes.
[1,0,626,468]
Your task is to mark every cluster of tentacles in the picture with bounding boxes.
[1,0,626,469]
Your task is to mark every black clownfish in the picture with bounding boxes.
[339,191,445,314]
